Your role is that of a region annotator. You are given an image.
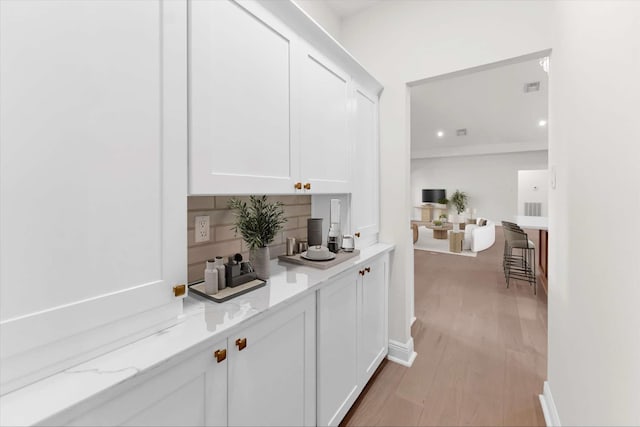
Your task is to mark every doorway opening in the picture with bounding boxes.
[407,51,551,425]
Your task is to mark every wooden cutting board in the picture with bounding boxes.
[278,249,360,270]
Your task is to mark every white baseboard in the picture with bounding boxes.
[387,337,417,367]
[539,381,561,426]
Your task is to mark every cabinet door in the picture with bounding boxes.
[189,0,299,194]
[317,271,360,427]
[0,0,187,394]
[359,256,388,386]
[66,340,228,427]
[228,293,316,426]
[352,87,380,248]
[299,48,351,193]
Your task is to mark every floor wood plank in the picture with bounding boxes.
[343,228,547,427]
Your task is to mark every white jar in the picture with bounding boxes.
[214,256,226,290]
[204,260,218,294]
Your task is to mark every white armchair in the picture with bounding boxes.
[463,219,496,252]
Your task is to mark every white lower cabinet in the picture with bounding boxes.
[61,293,316,427]
[317,254,389,426]
[228,293,316,427]
[67,339,228,427]
[358,256,388,386]
[317,271,360,427]
[50,258,388,427]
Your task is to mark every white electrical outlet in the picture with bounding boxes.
[195,215,210,243]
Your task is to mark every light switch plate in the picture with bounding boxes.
[195,215,210,242]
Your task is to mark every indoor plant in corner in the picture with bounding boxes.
[450,190,468,215]
[228,195,287,281]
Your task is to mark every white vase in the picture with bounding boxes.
[251,246,270,281]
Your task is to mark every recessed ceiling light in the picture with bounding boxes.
[436,130,444,138]
[538,120,547,127]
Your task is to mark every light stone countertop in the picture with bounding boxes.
[0,243,394,427]
[514,215,549,230]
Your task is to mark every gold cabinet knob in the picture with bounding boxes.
[354,232,361,238]
[236,337,247,351]
[303,183,311,190]
[294,182,302,190]
[214,349,227,363]
[172,284,186,297]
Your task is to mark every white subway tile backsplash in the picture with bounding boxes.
[187,197,216,211]
[187,195,311,283]
[189,240,242,266]
[215,225,238,242]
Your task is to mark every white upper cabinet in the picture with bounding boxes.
[0,0,187,394]
[298,49,352,193]
[189,0,298,194]
[352,87,380,247]
[188,0,375,195]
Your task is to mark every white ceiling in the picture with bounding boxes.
[324,0,382,20]
[411,57,549,158]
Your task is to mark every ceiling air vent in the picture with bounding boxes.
[456,128,467,136]
[524,81,540,93]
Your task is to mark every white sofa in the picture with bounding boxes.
[463,219,496,252]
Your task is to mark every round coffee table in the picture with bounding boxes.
[424,222,452,239]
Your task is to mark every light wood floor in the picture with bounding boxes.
[342,229,547,426]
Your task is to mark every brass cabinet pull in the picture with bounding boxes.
[294,182,302,190]
[354,232,361,238]
[365,267,371,273]
[303,183,311,190]
[214,349,227,363]
[173,284,186,297]
[236,337,247,351]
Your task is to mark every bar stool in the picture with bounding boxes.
[501,222,537,294]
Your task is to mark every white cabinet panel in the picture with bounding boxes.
[67,340,228,427]
[352,88,380,247]
[317,271,360,427]
[359,256,388,385]
[316,254,388,426]
[189,0,298,194]
[228,293,316,427]
[299,51,351,193]
[0,0,187,393]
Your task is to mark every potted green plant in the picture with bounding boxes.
[450,190,468,214]
[228,195,287,280]
[433,220,443,227]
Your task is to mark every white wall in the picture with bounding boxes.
[548,2,640,425]
[339,1,553,357]
[411,151,548,222]
[292,0,341,41]
[517,169,548,216]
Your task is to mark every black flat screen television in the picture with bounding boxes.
[422,189,446,203]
